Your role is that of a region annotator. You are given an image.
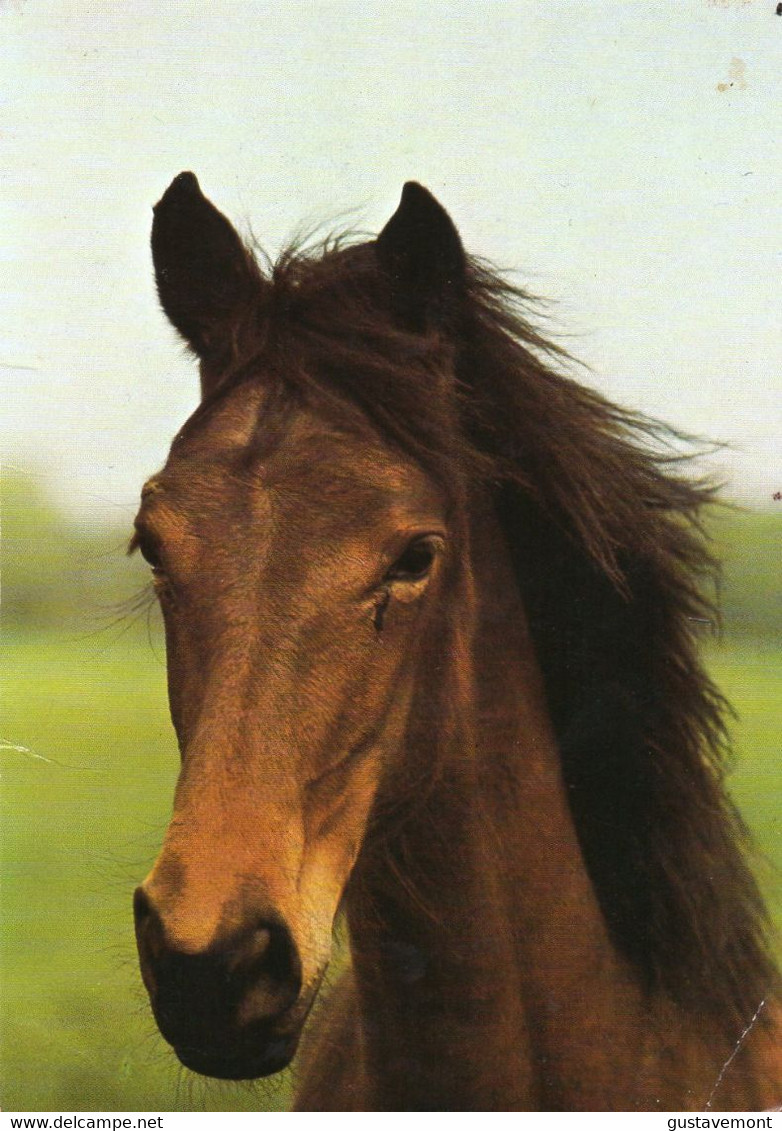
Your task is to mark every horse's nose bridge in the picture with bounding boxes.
[173,701,304,837]
[136,864,292,957]
[143,726,303,941]
[145,794,304,948]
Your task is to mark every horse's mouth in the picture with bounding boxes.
[160,976,323,1080]
[174,1032,299,1079]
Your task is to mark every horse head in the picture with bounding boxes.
[133,174,468,1079]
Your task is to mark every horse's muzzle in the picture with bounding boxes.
[133,885,305,1078]
[174,1031,300,1080]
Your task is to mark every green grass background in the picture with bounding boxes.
[1,473,780,1111]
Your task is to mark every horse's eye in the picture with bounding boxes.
[133,531,164,573]
[386,537,440,583]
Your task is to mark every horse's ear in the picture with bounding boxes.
[376,182,466,330]
[151,172,263,367]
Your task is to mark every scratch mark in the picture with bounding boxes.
[704,998,766,1110]
[0,739,102,773]
[0,360,40,372]
[0,739,53,762]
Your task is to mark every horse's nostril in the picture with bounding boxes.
[133,885,151,925]
[237,917,303,1015]
[133,885,166,947]
[233,918,302,1026]
[133,885,169,971]
[252,925,272,957]
[133,885,165,996]
[225,925,271,975]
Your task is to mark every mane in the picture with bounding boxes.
[205,232,779,1032]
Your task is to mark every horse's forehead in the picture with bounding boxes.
[267,412,436,499]
[164,385,443,522]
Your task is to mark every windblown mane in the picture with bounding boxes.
[197,232,779,1033]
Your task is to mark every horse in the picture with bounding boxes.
[131,172,781,1110]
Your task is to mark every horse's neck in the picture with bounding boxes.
[465,514,780,1109]
[343,503,778,1110]
[346,757,537,1110]
[346,504,646,1109]
[464,506,652,1106]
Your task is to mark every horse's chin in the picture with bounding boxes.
[174,1030,300,1079]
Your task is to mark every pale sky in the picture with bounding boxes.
[2,0,780,520]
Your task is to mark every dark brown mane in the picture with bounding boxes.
[196,231,778,1032]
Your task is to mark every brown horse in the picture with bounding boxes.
[132,172,781,1110]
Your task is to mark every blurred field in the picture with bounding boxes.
[1,473,780,1111]
[706,643,782,930]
